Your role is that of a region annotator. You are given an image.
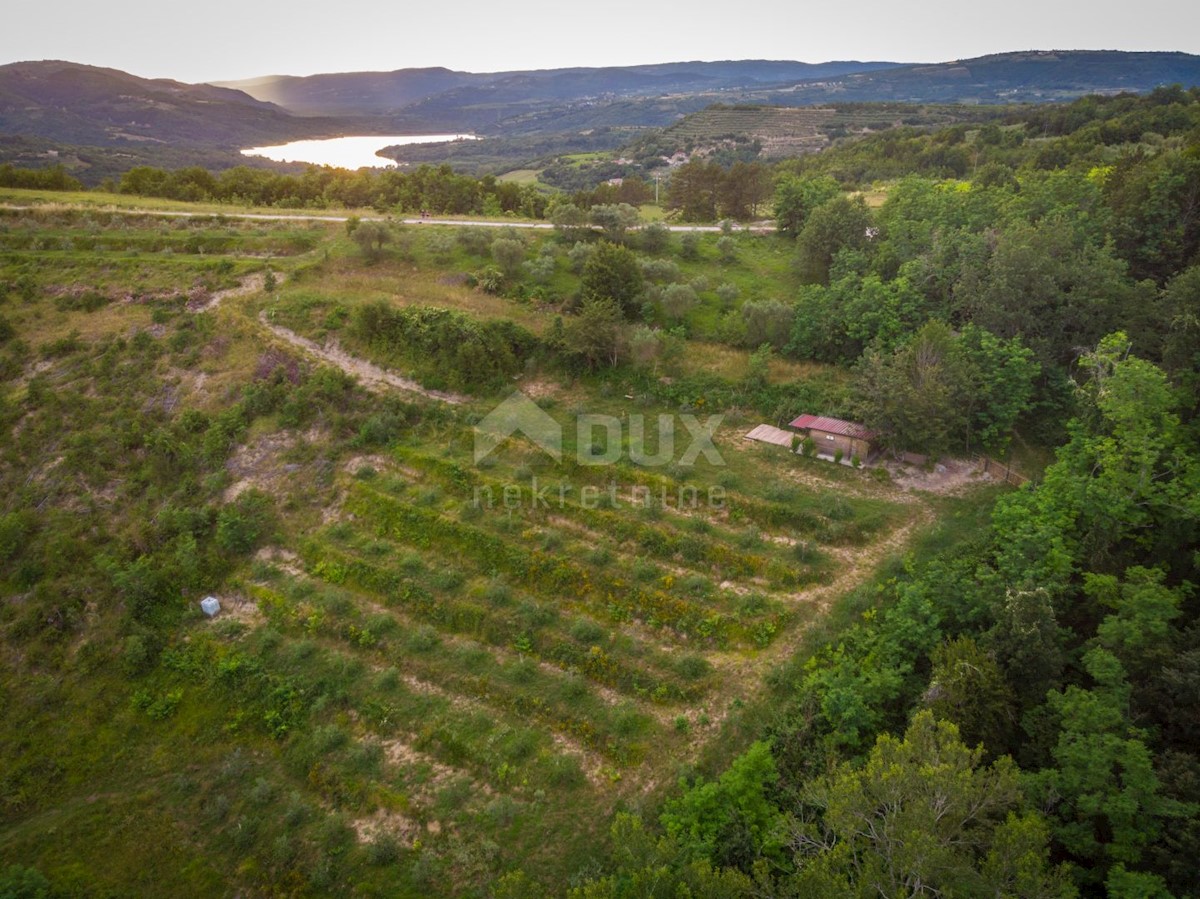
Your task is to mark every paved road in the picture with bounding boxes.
[1,203,775,232]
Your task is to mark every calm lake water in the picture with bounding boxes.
[240,134,476,169]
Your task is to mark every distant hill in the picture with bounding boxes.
[773,50,1200,104]
[0,60,358,148]
[216,67,479,117]
[216,60,902,121]
[217,52,1200,137]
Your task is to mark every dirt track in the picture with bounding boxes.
[258,310,468,404]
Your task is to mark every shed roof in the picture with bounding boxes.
[789,414,877,441]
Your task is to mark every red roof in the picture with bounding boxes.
[789,414,877,441]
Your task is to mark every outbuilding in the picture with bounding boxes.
[789,414,877,462]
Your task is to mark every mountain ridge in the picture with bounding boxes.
[212,59,903,117]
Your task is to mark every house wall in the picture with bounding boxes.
[810,430,871,460]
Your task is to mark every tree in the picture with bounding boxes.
[581,241,644,318]
[1087,566,1183,679]
[773,174,840,237]
[589,203,640,241]
[568,815,753,898]
[720,161,771,220]
[741,300,794,351]
[523,250,557,284]
[490,238,526,278]
[351,222,392,261]
[628,326,663,371]
[794,196,873,285]
[549,198,589,239]
[1036,648,1175,877]
[952,219,1134,371]
[1063,332,1200,569]
[1160,264,1200,404]
[924,636,1016,756]
[668,161,724,221]
[958,325,1039,454]
[561,298,624,370]
[215,490,275,555]
[567,241,594,274]
[639,221,671,255]
[793,711,1073,898]
[854,321,971,454]
[661,741,786,870]
[659,284,697,323]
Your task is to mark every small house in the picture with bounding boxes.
[789,414,877,462]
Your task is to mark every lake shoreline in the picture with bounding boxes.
[241,134,477,169]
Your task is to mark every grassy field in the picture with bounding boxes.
[0,196,962,896]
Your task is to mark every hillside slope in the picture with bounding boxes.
[0,60,356,148]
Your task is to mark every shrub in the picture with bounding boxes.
[567,241,594,273]
[716,235,736,263]
[570,618,605,644]
[352,302,539,391]
[491,238,526,277]
[660,283,697,322]
[456,227,493,255]
[216,490,274,555]
[676,654,712,680]
[641,221,671,254]
[640,258,680,283]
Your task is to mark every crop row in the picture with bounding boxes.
[391,447,827,587]
[247,582,650,765]
[291,538,704,702]
[166,627,577,795]
[392,443,896,546]
[346,482,745,646]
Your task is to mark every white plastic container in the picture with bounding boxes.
[200,596,221,617]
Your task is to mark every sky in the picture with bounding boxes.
[3,0,1198,83]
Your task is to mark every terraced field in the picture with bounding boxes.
[205,386,919,884]
[661,106,837,157]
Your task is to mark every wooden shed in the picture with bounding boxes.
[789,414,877,462]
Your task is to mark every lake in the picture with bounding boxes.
[240,134,476,170]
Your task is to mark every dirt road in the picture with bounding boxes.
[0,203,771,232]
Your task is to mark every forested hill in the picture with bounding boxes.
[217,51,1200,134]
[780,49,1200,103]
[0,61,360,148]
[214,60,902,118]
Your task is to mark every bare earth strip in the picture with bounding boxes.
[258,310,467,405]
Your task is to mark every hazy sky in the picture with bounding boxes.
[3,0,1198,82]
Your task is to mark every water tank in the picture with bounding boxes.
[200,596,221,617]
